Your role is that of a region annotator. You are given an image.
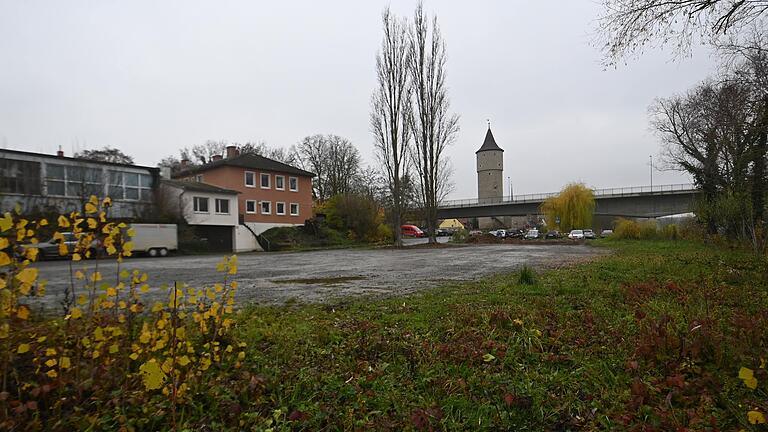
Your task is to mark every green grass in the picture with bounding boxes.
[207,239,768,430]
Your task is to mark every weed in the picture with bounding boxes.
[518,265,536,285]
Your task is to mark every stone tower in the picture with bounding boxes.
[476,127,504,202]
[476,127,504,229]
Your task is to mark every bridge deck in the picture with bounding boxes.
[440,183,697,209]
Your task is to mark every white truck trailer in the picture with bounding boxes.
[128,224,178,257]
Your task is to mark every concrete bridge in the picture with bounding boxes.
[437,184,700,219]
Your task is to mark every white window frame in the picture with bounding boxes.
[245,199,257,214]
[260,173,271,189]
[290,203,299,216]
[289,176,298,192]
[275,175,285,190]
[276,202,286,215]
[244,171,256,188]
[193,196,209,213]
[215,198,230,215]
[260,200,271,215]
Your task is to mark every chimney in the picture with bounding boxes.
[226,145,239,159]
[160,166,171,179]
[212,154,223,161]
[56,146,64,157]
[181,158,189,168]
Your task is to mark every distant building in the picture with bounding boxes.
[476,127,504,229]
[159,179,257,252]
[0,148,158,218]
[173,145,315,235]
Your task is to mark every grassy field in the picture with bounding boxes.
[222,240,768,431]
[9,239,768,430]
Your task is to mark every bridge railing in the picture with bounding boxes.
[439,183,697,208]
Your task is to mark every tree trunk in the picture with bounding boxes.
[752,96,768,226]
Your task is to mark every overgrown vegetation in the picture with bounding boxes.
[260,194,392,251]
[4,202,768,430]
[613,218,686,240]
[0,200,247,430]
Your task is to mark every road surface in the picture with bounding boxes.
[28,243,603,309]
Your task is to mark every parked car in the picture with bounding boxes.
[26,232,101,260]
[545,230,560,239]
[601,229,614,238]
[489,229,507,238]
[436,228,452,237]
[524,229,539,239]
[507,229,525,239]
[568,229,585,240]
[468,230,483,236]
[583,229,597,240]
[401,224,425,238]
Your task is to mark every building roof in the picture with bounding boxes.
[476,128,504,153]
[175,153,315,178]
[161,179,240,195]
[0,147,160,172]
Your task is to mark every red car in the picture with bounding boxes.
[401,224,424,238]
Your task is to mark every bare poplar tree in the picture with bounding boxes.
[408,4,459,244]
[371,7,412,247]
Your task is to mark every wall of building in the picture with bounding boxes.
[476,150,503,201]
[0,150,156,219]
[178,189,238,226]
[234,225,263,252]
[180,166,313,225]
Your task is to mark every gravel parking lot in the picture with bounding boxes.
[30,243,604,309]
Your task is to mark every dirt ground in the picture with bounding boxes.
[29,243,607,310]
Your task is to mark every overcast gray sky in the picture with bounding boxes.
[0,1,717,199]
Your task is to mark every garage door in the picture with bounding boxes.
[192,226,234,252]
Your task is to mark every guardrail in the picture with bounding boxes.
[439,183,697,208]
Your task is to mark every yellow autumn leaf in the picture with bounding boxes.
[25,247,38,261]
[17,343,30,354]
[60,357,71,369]
[103,197,112,207]
[16,305,30,320]
[748,410,766,424]
[57,215,70,228]
[72,253,81,262]
[87,218,97,229]
[140,284,150,293]
[58,243,68,256]
[38,218,48,226]
[106,245,117,255]
[106,287,117,297]
[37,336,47,343]
[16,268,38,284]
[109,343,119,354]
[75,270,85,280]
[90,272,102,282]
[70,307,83,319]
[0,213,12,232]
[739,367,758,389]
[129,352,139,360]
[0,237,8,249]
[45,358,57,367]
[127,228,136,238]
[177,355,191,366]
[46,369,58,378]
[139,360,166,390]
[0,252,10,267]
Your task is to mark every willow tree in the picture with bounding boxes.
[540,183,596,231]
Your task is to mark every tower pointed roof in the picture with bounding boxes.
[476,127,503,153]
